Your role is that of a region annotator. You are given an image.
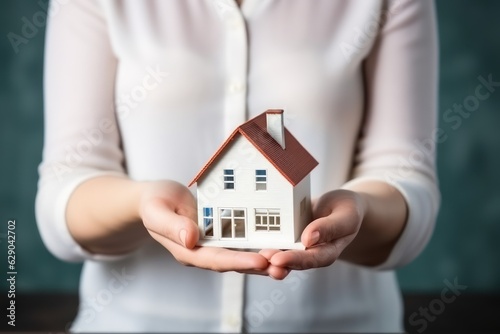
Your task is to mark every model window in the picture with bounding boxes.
[203,207,213,237]
[220,208,246,238]
[255,208,280,231]
[223,169,234,189]
[255,169,267,191]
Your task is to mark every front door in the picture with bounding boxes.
[220,208,246,239]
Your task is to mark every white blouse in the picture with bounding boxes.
[36,0,439,332]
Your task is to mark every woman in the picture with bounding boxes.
[36,0,439,332]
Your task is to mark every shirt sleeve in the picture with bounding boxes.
[341,0,440,270]
[35,0,126,262]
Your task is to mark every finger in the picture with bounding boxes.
[259,248,282,261]
[237,268,269,276]
[301,210,359,248]
[143,198,199,248]
[311,189,358,218]
[237,265,290,280]
[269,243,340,270]
[154,233,269,272]
[175,202,198,222]
[241,250,291,279]
[267,265,290,280]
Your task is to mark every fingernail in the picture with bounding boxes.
[179,229,187,247]
[310,231,320,245]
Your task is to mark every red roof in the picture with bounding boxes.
[189,110,318,187]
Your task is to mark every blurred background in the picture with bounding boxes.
[1,0,499,332]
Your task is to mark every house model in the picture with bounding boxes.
[189,109,318,249]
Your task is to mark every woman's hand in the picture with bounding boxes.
[263,190,366,273]
[139,180,289,278]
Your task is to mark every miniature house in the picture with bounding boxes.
[189,109,318,249]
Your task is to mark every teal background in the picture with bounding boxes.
[1,1,499,293]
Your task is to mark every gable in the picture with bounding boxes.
[189,112,318,187]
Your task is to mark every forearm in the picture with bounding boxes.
[340,181,408,266]
[66,176,149,255]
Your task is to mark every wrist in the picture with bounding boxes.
[339,180,408,266]
[351,190,368,226]
[132,180,149,223]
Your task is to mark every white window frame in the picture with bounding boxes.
[255,208,281,232]
[223,169,234,190]
[255,169,267,191]
[202,207,214,238]
[220,208,246,239]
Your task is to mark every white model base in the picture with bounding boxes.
[197,239,306,250]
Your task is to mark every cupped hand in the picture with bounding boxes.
[265,189,366,272]
[139,180,289,278]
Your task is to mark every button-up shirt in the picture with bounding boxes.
[36,0,439,332]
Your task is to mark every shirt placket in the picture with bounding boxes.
[213,0,249,136]
[211,1,248,332]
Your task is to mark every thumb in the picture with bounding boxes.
[301,208,358,248]
[141,198,200,249]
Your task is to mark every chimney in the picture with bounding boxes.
[266,109,285,149]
